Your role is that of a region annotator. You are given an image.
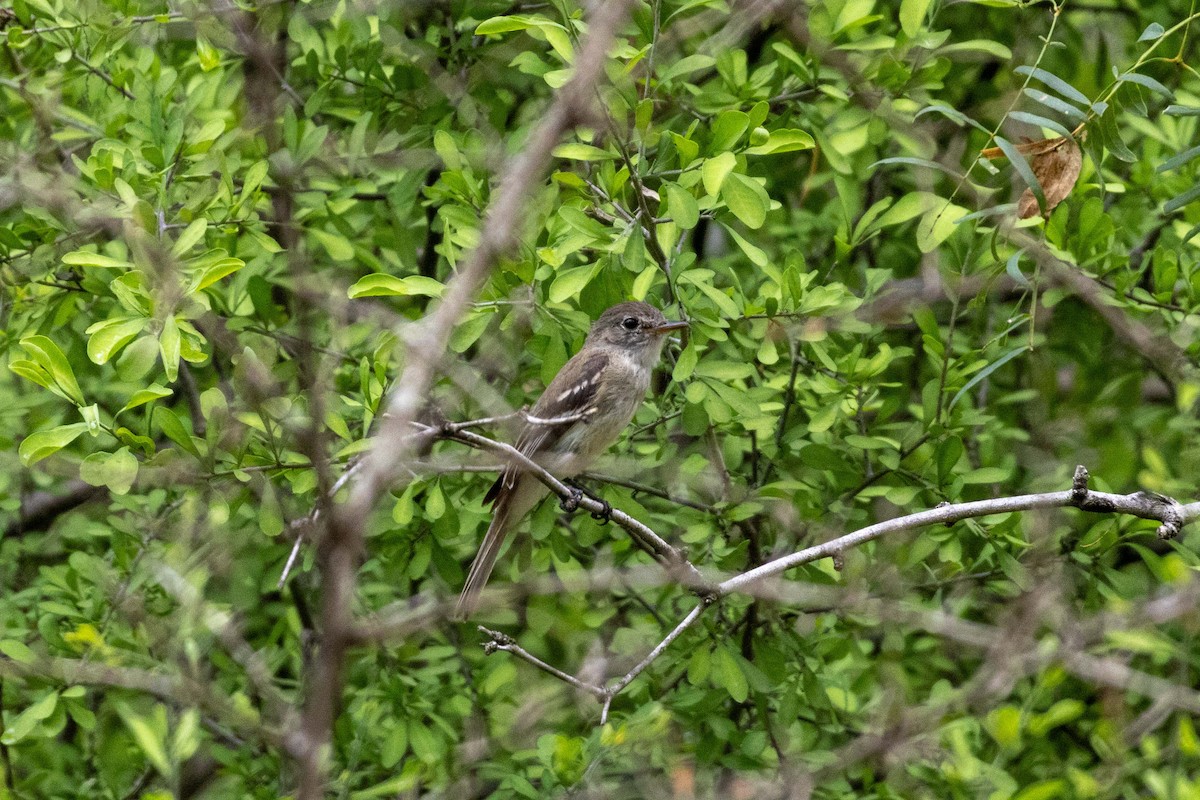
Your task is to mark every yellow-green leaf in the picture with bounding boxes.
[85,317,146,365]
[347,274,445,299]
[80,447,138,495]
[119,385,173,415]
[722,172,769,229]
[19,423,89,466]
[20,336,85,405]
[702,152,737,196]
[159,317,180,383]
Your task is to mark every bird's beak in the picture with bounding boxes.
[650,320,689,334]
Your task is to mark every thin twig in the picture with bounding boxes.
[483,466,1200,716]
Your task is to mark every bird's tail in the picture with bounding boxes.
[454,502,513,620]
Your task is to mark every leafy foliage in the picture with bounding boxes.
[2,0,1200,797]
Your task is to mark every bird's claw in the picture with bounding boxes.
[590,500,612,525]
[560,487,584,513]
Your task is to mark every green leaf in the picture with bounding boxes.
[702,152,737,195]
[658,53,715,83]
[915,198,968,252]
[9,359,56,393]
[1007,111,1073,140]
[116,703,171,776]
[0,640,35,663]
[994,136,1046,216]
[1157,144,1200,173]
[721,172,769,229]
[939,39,1013,59]
[1164,183,1200,214]
[475,15,534,34]
[62,250,132,269]
[949,345,1027,410]
[899,0,931,37]
[1,692,58,745]
[1118,71,1173,99]
[171,218,208,257]
[744,128,815,155]
[191,257,245,291]
[311,228,355,262]
[713,646,748,702]
[80,447,138,495]
[686,277,741,318]
[1014,66,1090,106]
[1138,22,1165,41]
[80,403,102,436]
[709,110,749,153]
[85,317,147,365]
[1006,249,1030,288]
[154,407,200,457]
[1023,88,1086,120]
[159,317,181,383]
[665,183,699,229]
[548,263,602,303]
[196,34,220,71]
[20,336,86,405]
[119,385,173,415]
[722,224,769,267]
[19,423,89,466]
[552,143,616,161]
[238,160,270,206]
[348,274,446,299]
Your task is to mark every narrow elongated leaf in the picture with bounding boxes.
[62,250,132,269]
[870,157,966,181]
[348,274,445,298]
[1164,183,1200,214]
[995,136,1047,216]
[154,407,200,457]
[171,218,208,257]
[551,143,616,161]
[916,104,993,134]
[1014,137,1081,219]
[1118,71,1173,99]
[1006,249,1030,287]
[1022,89,1086,121]
[1157,145,1200,173]
[949,346,1028,410]
[1014,65,1090,105]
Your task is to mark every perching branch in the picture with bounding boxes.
[421,423,709,589]
[481,466,1200,720]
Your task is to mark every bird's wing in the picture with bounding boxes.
[483,350,609,505]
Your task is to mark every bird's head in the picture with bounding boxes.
[586,301,688,364]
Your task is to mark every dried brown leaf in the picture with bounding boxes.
[1016,136,1082,219]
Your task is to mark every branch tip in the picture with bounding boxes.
[1072,465,1091,503]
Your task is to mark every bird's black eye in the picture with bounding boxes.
[622,317,639,331]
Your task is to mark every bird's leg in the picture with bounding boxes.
[560,479,612,524]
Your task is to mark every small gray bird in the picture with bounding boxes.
[456,301,687,618]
